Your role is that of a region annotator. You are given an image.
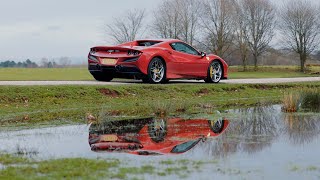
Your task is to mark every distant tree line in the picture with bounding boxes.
[0,57,72,68]
[106,0,320,72]
[0,59,38,68]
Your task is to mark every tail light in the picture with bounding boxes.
[88,55,99,62]
[127,50,141,56]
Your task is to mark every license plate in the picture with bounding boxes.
[101,58,117,65]
[100,135,118,142]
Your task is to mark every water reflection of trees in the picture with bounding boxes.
[198,106,279,157]
[195,106,320,158]
[283,114,320,145]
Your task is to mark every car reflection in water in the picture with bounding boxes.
[89,117,229,155]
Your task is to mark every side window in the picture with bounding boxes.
[170,42,200,56]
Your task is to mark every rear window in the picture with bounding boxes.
[137,41,162,47]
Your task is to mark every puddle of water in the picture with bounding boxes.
[0,105,320,179]
[0,125,90,159]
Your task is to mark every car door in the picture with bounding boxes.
[170,42,207,77]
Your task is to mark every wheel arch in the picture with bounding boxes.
[138,51,167,75]
[147,55,167,76]
[151,56,167,67]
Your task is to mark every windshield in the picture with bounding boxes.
[171,139,201,153]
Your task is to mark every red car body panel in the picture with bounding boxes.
[88,39,228,81]
[89,118,229,155]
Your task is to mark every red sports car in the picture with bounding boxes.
[88,39,228,83]
[89,117,229,155]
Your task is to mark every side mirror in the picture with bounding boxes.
[201,52,206,58]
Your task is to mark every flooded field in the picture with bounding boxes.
[1,105,320,179]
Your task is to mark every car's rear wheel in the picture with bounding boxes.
[145,58,167,84]
[205,60,223,83]
[208,118,225,133]
[92,73,113,82]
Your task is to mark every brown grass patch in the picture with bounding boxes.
[98,88,120,97]
[282,92,300,112]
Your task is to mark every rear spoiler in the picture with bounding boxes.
[90,46,142,55]
[90,46,141,52]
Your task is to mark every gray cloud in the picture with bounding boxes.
[47,25,62,31]
[0,0,162,60]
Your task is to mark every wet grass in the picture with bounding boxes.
[0,157,121,179]
[300,89,320,112]
[0,153,30,165]
[282,89,320,112]
[1,82,320,129]
[0,153,223,179]
[113,165,155,179]
[289,164,320,172]
[282,92,300,112]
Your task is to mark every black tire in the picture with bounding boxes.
[208,119,225,133]
[205,60,223,83]
[148,119,167,143]
[146,57,167,84]
[92,73,113,82]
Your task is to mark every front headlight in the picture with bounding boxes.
[88,55,99,62]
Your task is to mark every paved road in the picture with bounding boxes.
[0,77,319,86]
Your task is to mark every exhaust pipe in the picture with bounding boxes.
[115,65,122,72]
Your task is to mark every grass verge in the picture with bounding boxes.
[1,82,320,129]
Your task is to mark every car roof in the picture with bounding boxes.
[136,39,182,43]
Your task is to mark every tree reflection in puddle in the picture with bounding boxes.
[283,113,320,145]
[88,117,229,155]
[194,105,320,158]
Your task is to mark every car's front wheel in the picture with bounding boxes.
[148,118,167,143]
[92,73,113,82]
[205,60,223,83]
[145,58,167,84]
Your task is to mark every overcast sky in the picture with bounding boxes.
[0,0,318,61]
[0,0,162,61]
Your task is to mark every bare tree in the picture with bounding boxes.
[200,0,236,58]
[40,57,49,68]
[152,0,182,39]
[279,0,320,72]
[152,0,201,46]
[234,0,249,71]
[240,0,275,70]
[58,57,71,67]
[152,0,183,41]
[177,0,201,46]
[107,9,146,44]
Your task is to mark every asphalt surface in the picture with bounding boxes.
[0,77,319,86]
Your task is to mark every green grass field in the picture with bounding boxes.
[0,66,318,81]
[0,68,92,81]
[229,65,320,79]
